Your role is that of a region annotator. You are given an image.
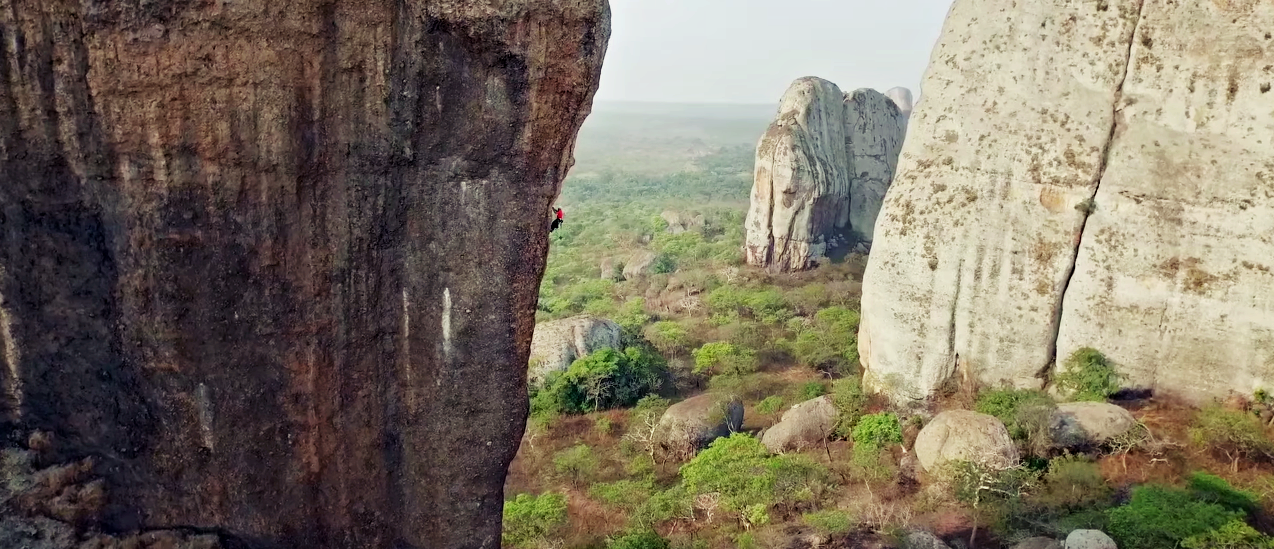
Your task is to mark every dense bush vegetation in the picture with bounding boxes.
[1055,347,1123,402]
[975,388,1056,455]
[503,492,569,548]
[532,347,667,416]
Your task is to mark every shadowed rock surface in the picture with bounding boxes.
[0,1,610,548]
[860,0,1274,404]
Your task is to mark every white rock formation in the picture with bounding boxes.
[528,316,622,386]
[884,86,914,119]
[859,0,1274,404]
[745,77,906,272]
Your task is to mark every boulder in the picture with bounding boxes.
[1064,530,1116,549]
[528,316,622,386]
[1013,538,1063,549]
[884,87,915,119]
[914,411,1018,472]
[859,0,1274,405]
[0,1,608,547]
[745,78,906,272]
[654,394,745,460]
[661,211,706,234]
[1050,402,1137,449]
[624,250,659,278]
[902,531,951,549]
[760,396,838,453]
[600,258,619,280]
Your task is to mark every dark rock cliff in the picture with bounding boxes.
[0,1,609,547]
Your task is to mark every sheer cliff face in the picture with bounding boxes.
[860,0,1274,404]
[0,1,609,547]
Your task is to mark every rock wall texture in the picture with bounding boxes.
[745,78,906,272]
[0,1,609,548]
[859,0,1274,405]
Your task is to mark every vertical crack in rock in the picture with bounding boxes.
[1048,0,1149,379]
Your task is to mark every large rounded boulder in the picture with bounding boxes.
[654,394,744,460]
[1050,402,1137,449]
[760,396,838,453]
[914,410,1018,472]
[528,316,622,386]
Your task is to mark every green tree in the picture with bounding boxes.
[784,307,860,374]
[1055,347,1123,401]
[692,342,758,376]
[533,347,666,415]
[502,492,568,548]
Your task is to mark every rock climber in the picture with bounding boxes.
[550,207,564,233]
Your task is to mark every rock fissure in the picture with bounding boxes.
[1048,0,1148,381]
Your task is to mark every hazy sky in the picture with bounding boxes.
[594,0,956,105]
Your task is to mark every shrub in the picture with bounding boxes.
[1034,455,1110,510]
[799,381,828,401]
[644,321,692,357]
[847,444,896,485]
[1055,347,1123,401]
[1191,406,1274,469]
[735,532,759,549]
[502,492,569,548]
[803,509,854,534]
[679,433,830,519]
[607,530,672,549]
[756,396,785,416]
[691,342,757,377]
[595,416,614,435]
[613,298,652,334]
[631,486,692,527]
[1106,484,1240,549]
[974,388,1056,455]
[1190,471,1261,514]
[1181,520,1274,549]
[852,413,903,449]
[651,253,676,274]
[591,479,655,511]
[553,444,599,485]
[534,347,666,414]
[783,306,861,374]
[831,377,869,439]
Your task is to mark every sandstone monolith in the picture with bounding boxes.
[860,0,1274,405]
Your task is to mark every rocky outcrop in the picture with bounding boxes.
[0,2,609,548]
[885,87,914,120]
[660,210,705,235]
[859,0,1274,405]
[1050,402,1137,449]
[745,78,906,272]
[654,394,744,460]
[624,250,659,278]
[528,316,623,386]
[913,411,1018,472]
[760,395,837,453]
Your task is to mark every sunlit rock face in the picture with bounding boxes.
[745,78,905,272]
[0,1,610,547]
[860,0,1274,406]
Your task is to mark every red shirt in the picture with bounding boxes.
[556,209,564,220]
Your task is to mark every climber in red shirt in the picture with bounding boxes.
[550,207,564,232]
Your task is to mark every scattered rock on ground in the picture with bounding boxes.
[654,394,744,460]
[902,530,951,549]
[1013,537,1064,549]
[1050,402,1137,449]
[1064,530,1116,549]
[528,316,622,386]
[760,396,838,453]
[914,410,1018,472]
